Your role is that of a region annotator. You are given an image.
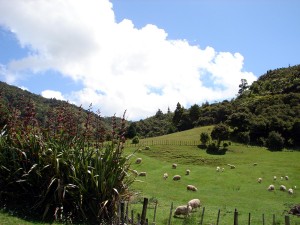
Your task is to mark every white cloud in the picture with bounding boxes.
[41,90,65,101]
[0,0,257,120]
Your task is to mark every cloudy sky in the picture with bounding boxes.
[0,0,299,121]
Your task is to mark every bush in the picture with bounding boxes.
[266,131,285,151]
[0,103,134,224]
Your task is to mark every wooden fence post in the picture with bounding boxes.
[141,198,148,225]
[285,215,290,225]
[233,208,238,225]
[125,201,129,224]
[262,213,265,225]
[168,202,173,225]
[152,200,158,225]
[137,213,141,225]
[216,209,220,225]
[200,206,205,225]
[248,213,251,225]
[272,214,275,225]
[120,201,125,225]
[131,209,134,225]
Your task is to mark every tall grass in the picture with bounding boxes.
[0,100,134,224]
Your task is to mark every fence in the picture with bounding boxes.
[125,140,202,148]
[115,198,297,225]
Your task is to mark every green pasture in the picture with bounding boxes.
[124,127,300,224]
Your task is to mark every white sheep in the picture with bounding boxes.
[135,158,142,164]
[273,176,277,181]
[173,175,181,181]
[230,165,236,169]
[257,178,263,183]
[172,163,177,169]
[288,188,294,195]
[221,168,225,172]
[216,166,220,172]
[138,172,146,176]
[285,175,289,180]
[163,173,168,180]
[173,205,192,217]
[185,169,190,175]
[188,199,201,211]
[281,176,284,180]
[268,184,275,191]
[186,185,197,192]
[280,185,287,191]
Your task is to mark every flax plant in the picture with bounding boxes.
[0,98,134,224]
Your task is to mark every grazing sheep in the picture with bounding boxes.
[281,176,284,180]
[163,173,168,180]
[187,185,197,192]
[221,168,225,172]
[138,172,146,176]
[294,186,297,189]
[257,178,263,183]
[285,175,289,180]
[186,169,190,175]
[173,205,192,217]
[172,163,177,169]
[135,158,142,164]
[230,165,236,169]
[173,175,181,181]
[288,188,294,195]
[216,166,220,172]
[273,176,277,181]
[280,185,287,191]
[268,184,275,191]
[188,199,201,211]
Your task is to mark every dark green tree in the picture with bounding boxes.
[200,132,211,146]
[172,102,184,126]
[131,135,139,145]
[266,131,285,151]
[189,104,200,125]
[211,123,230,147]
[126,122,137,138]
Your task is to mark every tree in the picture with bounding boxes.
[189,104,200,125]
[126,122,137,139]
[172,102,184,126]
[266,131,284,151]
[200,132,211,146]
[238,79,249,96]
[211,123,230,147]
[131,135,139,145]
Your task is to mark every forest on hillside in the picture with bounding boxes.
[1,64,300,149]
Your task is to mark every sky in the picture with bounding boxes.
[0,0,299,121]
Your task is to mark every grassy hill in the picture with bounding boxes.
[123,127,300,224]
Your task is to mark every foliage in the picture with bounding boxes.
[266,131,285,151]
[131,136,139,145]
[200,132,211,146]
[0,101,134,224]
[211,123,230,147]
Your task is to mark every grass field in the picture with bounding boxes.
[124,127,300,225]
[1,126,299,224]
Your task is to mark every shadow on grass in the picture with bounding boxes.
[206,148,228,155]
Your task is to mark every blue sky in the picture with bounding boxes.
[0,0,299,120]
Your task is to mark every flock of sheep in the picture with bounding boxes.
[260,175,296,195]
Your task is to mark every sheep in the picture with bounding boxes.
[280,185,287,191]
[257,178,263,183]
[273,176,277,181]
[281,176,284,180]
[173,205,192,217]
[285,175,289,180]
[188,199,201,211]
[288,188,294,195]
[253,163,258,166]
[221,168,225,172]
[172,163,177,169]
[173,175,181,181]
[135,158,142,164]
[230,165,236,169]
[138,172,147,176]
[268,184,275,191]
[185,169,190,175]
[187,185,197,192]
[163,173,168,180]
[216,166,220,172]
